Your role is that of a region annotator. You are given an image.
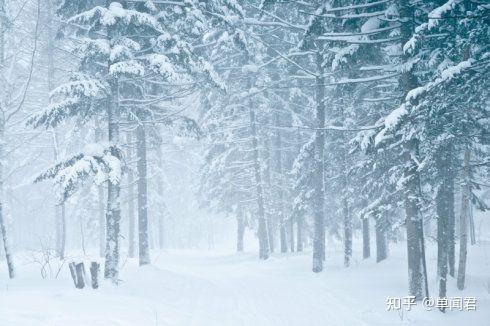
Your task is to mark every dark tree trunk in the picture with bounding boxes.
[457,149,470,290]
[136,124,150,266]
[375,215,388,263]
[362,218,370,259]
[435,142,454,310]
[312,54,326,273]
[90,262,100,289]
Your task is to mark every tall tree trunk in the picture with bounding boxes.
[457,149,470,290]
[47,1,66,260]
[0,124,14,278]
[399,0,427,300]
[312,53,326,273]
[436,142,454,309]
[289,215,295,253]
[375,215,388,263]
[447,178,456,277]
[155,141,166,249]
[362,218,370,259]
[263,123,275,253]
[104,80,121,280]
[249,107,270,260]
[343,198,352,267]
[126,130,136,258]
[95,125,106,257]
[136,124,150,265]
[273,112,287,254]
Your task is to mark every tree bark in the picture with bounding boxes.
[343,198,352,267]
[399,0,427,300]
[362,218,370,259]
[435,142,454,309]
[249,107,270,260]
[237,210,245,252]
[136,124,150,265]
[375,215,388,263]
[94,125,106,257]
[263,123,275,253]
[457,149,470,290]
[312,53,326,273]
[155,141,167,249]
[104,80,121,281]
[126,130,136,258]
[296,214,303,252]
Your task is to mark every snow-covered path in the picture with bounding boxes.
[1,243,489,326]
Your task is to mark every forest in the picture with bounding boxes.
[0,0,489,325]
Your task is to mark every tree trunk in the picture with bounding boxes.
[47,3,67,261]
[457,149,470,290]
[343,198,352,267]
[104,80,122,281]
[375,215,388,263]
[126,130,136,258]
[296,214,303,252]
[399,0,427,300]
[136,124,150,266]
[312,53,326,273]
[95,125,106,257]
[362,218,370,259]
[155,142,167,249]
[237,211,245,253]
[404,140,425,300]
[263,124,275,253]
[289,216,295,253]
[273,112,287,254]
[249,107,270,260]
[435,142,454,309]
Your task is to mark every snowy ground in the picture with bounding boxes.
[1,240,489,326]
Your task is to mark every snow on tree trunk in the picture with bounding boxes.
[362,218,370,259]
[312,54,326,273]
[249,107,270,260]
[126,130,136,258]
[399,0,427,299]
[264,126,275,253]
[0,118,14,278]
[403,140,425,300]
[447,179,456,277]
[104,81,121,281]
[273,111,287,254]
[47,4,66,261]
[343,198,352,267]
[95,125,106,258]
[457,149,470,290]
[137,124,150,266]
[375,215,388,263]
